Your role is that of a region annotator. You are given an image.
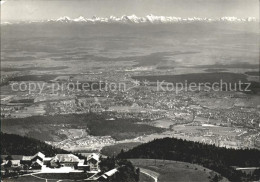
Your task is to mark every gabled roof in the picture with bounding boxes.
[32,152,45,159]
[1,160,7,166]
[104,168,118,177]
[31,159,43,166]
[54,154,80,163]
[87,153,100,161]
[100,168,118,179]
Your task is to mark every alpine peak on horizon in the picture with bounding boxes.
[2,14,258,25]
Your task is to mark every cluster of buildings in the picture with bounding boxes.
[47,135,116,151]
[1,152,100,172]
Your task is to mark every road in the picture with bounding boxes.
[139,167,159,182]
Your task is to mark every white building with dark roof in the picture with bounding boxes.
[30,159,43,170]
[50,154,80,168]
[87,153,100,171]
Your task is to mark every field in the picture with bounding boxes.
[3,173,92,182]
[9,75,59,82]
[130,159,229,182]
[245,71,259,76]
[2,66,69,72]
[3,175,56,182]
[35,173,90,180]
[132,72,248,84]
[152,119,175,128]
[203,68,228,72]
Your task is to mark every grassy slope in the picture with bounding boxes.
[130,159,229,182]
[3,175,89,182]
[139,172,155,182]
[118,137,260,181]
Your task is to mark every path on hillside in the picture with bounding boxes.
[139,167,159,182]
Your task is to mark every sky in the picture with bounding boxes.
[1,0,259,21]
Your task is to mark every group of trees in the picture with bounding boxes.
[99,157,140,182]
[2,113,163,141]
[118,137,260,181]
[1,132,68,156]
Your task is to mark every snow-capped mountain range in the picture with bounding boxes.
[2,15,258,25]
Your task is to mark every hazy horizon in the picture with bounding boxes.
[1,0,259,21]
